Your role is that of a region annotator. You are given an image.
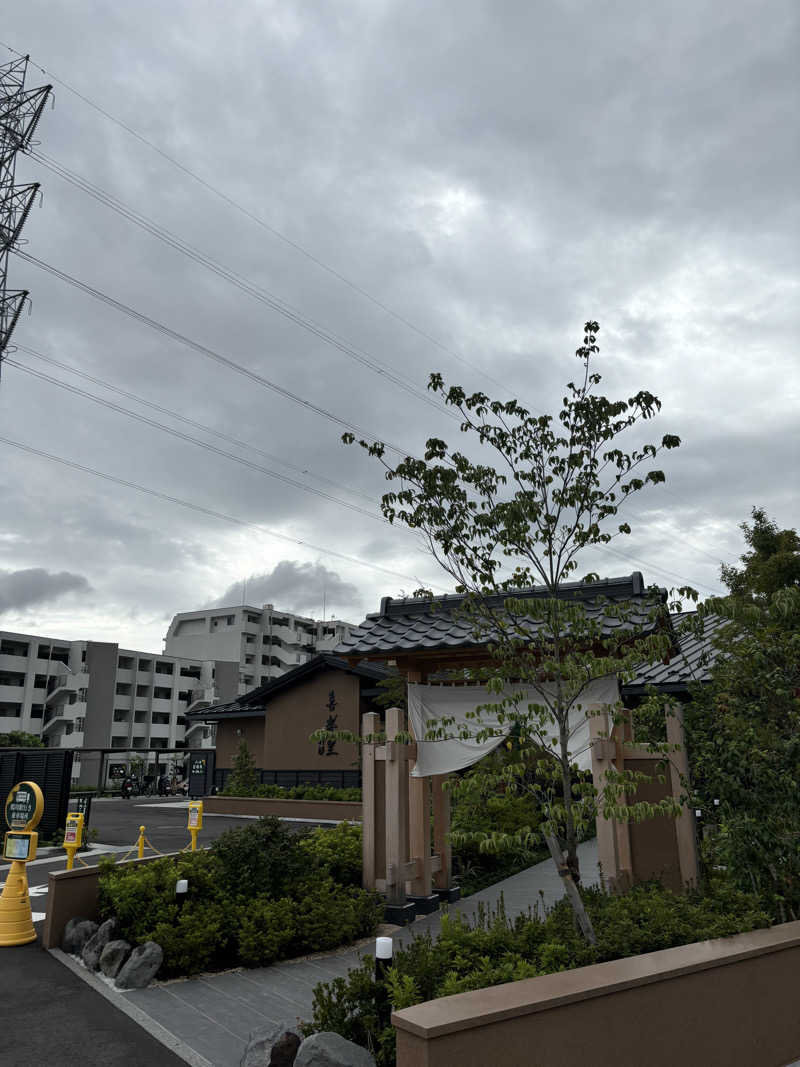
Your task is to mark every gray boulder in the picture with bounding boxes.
[82,918,119,971]
[99,939,132,980]
[61,918,98,956]
[295,1032,376,1067]
[114,941,163,989]
[240,1019,303,1067]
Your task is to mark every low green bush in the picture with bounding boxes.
[306,880,772,1066]
[222,782,362,801]
[97,818,378,978]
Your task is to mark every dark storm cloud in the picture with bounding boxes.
[0,0,797,648]
[0,567,91,614]
[209,561,363,616]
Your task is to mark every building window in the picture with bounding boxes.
[227,615,235,625]
[151,712,170,725]
[134,711,147,723]
[155,661,174,675]
[113,709,130,722]
[30,704,44,718]
[151,738,168,749]
[1,639,29,657]
[153,687,172,700]
[111,735,127,748]
[118,655,134,670]
[247,614,261,624]
[179,666,201,679]
[0,702,22,717]
[75,717,85,731]
[138,659,152,672]
[65,722,74,735]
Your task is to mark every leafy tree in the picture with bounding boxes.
[0,730,43,747]
[719,507,800,600]
[344,322,686,941]
[227,738,259,795]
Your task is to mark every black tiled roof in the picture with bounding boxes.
[336,573,668,658]
[185,654,389,721]
[622,613,727,694]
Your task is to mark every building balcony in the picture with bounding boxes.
[186,686,217,713]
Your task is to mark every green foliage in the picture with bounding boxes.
[297,821,363,886]
[0,730,43,747]
[685,586,800,920]
[211,816,303,901]
[227,739,259,794]
[223,781,362,801]
[719,507,800,600]
[97,820,380,977]
[308,881,770,1066]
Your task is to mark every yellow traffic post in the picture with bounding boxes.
[1,780,44,946]
[187,801,203,851]
[137,825,146,859]
[63,812,84,871]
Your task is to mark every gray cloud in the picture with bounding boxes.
[0,568,91,614]
[209,560,363,618]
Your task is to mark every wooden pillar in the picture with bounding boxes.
[406,667,433,899]
[361,711,379,891]
[666,702,699,890]
[384,706,409,906]
[589,707,620,890]
[613,717,633,890]
[431,774,451,890]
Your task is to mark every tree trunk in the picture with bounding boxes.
[544,832,597,944]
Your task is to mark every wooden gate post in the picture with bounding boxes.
[590,706,621,890]
[361,711,379,891]
[384,706,410,908]
[431,774,453,894]
[666,702,699,889]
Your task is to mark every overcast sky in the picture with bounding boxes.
[1,0,797,653]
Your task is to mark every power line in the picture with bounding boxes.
[15,342,376,505]
[0,433,441,590]
[14,248,418,460]
[3,355,395,526]
[0,39,502,393]
[28,149,458,423]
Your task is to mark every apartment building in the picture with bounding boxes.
[0,629,238,782]
[163,603,355,691]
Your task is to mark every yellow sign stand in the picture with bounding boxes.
[63,812,84,871]
[187,801,203,851]
[1,780,44,947]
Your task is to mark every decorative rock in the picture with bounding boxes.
[240,1020,303,1067]
[99,939,132,980]
[114,941,163,989]
[295,1032,376,1067]
[61,918,98,956]
[82,918,119,971]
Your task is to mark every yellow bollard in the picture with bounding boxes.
[1,780,44,947]
[137,825,146,859]
[187,801,203,852]
[63,812,84,871]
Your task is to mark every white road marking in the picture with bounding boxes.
[29,884,48,897]
[32,912,46,922]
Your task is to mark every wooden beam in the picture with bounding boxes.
[431,774,451,890]
[361,711,379,891]
[384,706,409,906]
[407,668,432,898]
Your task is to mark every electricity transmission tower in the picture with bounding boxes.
[0,54,51,377]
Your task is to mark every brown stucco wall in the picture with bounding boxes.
[393,921,800,1067]
[203,795,362,821]
[216,667,361,772]
[215,716,265,770]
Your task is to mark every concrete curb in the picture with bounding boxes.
[49,948,214,1067]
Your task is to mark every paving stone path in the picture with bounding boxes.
[121,838,599,1067]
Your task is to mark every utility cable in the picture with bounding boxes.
[15,342,376,505]
[0,433,441,590]
[28,149,458,423]
[3,356,394,526]
[13,249,417,461]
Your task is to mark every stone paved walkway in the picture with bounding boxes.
[120,839,599,1067]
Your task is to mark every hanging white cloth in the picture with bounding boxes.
[407,676,620,777]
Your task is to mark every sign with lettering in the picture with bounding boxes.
[191,758,206,776]
[5,781,44,831]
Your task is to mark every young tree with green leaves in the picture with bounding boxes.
[344,322,688,941]
[227,738,259,795]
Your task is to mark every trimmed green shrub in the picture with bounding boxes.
[237,897,298,967]
[223,782,362,801]
[298,822,363,886]
[211,816,303,901]
[294,877,384,953]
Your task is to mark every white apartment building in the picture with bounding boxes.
[163,603,355,692]
[0,630,238,783]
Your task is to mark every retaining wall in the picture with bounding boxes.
[202,795,362,822]
[393,920,800,1067]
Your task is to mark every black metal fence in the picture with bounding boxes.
[213,767,361,792]
[0,748,73,837]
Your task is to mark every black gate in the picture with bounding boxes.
[0,748,74,837]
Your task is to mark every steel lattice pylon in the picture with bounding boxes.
[0,54,51,375]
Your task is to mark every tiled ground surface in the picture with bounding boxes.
[121,839,600,1067]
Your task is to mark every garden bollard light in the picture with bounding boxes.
[375,936,393,1029]
[137,825,146,859]
[175,878,188,911]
